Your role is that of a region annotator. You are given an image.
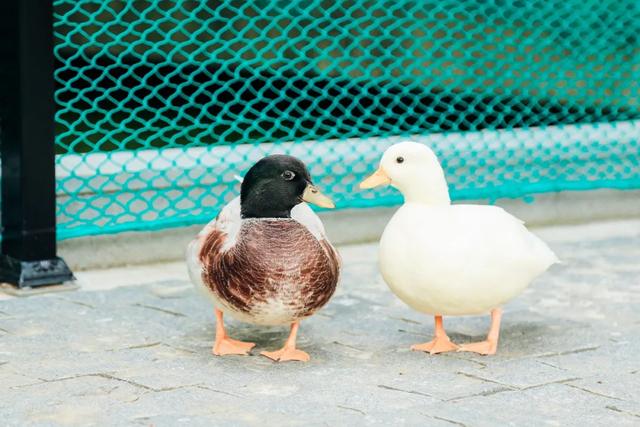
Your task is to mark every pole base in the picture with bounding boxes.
[0,255,75,289]
[0,281,79,297]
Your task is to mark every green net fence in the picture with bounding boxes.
[54,0,640,239]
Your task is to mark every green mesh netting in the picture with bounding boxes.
[54,0,640,239]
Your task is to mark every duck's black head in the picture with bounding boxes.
[240,155,334,219]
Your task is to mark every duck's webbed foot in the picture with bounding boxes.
[457,308,502,356]
[260,321,310,362]
[261,347,310,362]
[411,336,459,354]
[457,340,497,355]
[212,308,255,356]
[411,315,459,354]
[213,337,256,356]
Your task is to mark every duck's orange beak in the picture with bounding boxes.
[302,184,335,208]
[359,167,391,189]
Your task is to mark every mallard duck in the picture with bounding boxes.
[360,141,558,355]
[187,155,340,362]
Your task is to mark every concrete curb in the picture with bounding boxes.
[59,188,640,270]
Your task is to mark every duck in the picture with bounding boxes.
[187,155,340,362]
[359,141,558,355]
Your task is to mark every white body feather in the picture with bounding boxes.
[379,203,557,315]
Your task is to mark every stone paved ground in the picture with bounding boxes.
[1,220,639,426]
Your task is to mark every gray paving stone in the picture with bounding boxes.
[426,383,638,427]
[456,357,577,390]
[1,223,639,426]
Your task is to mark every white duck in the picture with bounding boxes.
[360,141,558,355]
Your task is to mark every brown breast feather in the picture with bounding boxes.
[199,219,339,319]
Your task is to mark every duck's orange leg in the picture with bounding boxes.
[411,315,459,354]
[458,308,502,355]
[261,321,310,362]
[212,309,255,356]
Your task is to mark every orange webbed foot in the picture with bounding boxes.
[261,347,310,362]
[411,336,459,354]
[457,340,498,355]
[212,337,256,356]
[260,321,309,362]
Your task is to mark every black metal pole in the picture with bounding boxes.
[0,0,74,288]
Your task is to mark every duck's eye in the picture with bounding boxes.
[396,156,404,164]
[282,170,296,181]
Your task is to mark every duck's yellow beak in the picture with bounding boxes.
[359,167,391,189]
[302,184,335,208]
